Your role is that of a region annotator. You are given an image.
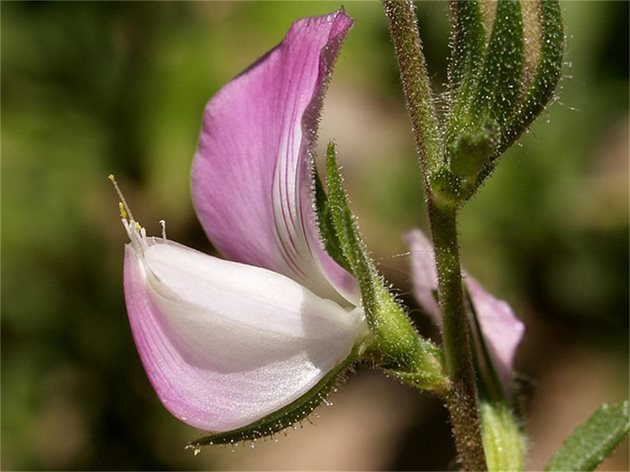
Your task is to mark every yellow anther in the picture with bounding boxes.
[135,222,142,231]
[118,202,128,219]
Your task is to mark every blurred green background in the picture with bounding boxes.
[2,1,628,470]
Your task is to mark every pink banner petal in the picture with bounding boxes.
[124,240,367,432]
[192,10,358,305]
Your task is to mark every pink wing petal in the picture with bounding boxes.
[124,240,367,432]
[465,277,525,397]
[192,10,357,305]
[405,230,440,322]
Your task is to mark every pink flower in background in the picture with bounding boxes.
[121,10,368,433]
[406,230,525,397]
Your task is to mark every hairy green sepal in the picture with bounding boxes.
[188,345,365,448]
[500,0,564,154]
[447,0,485,108]
[314,166,353,272]
[322,142,447,392]
[545,400,629,472]
[475,0,525,129]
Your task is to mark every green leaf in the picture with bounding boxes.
[324,142,447,391]
[545,401,629,472]
[480,401,526,472]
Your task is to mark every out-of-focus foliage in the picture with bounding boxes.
[2,2,627,470]
[545,401,629,472]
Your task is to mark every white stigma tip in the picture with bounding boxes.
[159,219,167,241]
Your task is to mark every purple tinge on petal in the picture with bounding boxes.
[465,277,525,397]
[192,10,358,305]
[405,230,440,322]
[124,241,366,432]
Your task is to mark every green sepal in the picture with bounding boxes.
[474,0,524,129]
[445,0,496,183]
[480,400,526,472]
[447,0,486,121]
[545,400,629,472]
[499,0,564,153]
[187,344,365,448]
[313,163,352,273]
[444,0,525,198]
[324,142,447,389]
[386,338,449,394]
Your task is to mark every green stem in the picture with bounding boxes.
[429,201,486,471]
[383,1,486,469]
[383,0,443,180]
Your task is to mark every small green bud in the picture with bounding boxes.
[448,123,499,177]
[445,0,564,196]
[429,166,470,207]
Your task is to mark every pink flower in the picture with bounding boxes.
[405,230,525,398]
[192,9,358,305]
[121,10,368,433]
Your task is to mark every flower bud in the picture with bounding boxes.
[406,230,525,401]
[444,0,563,185]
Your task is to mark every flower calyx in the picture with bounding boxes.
[433,0,564,203]
[316,143,448,393]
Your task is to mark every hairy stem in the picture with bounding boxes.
[384,0,486,469]
[429,201,486,470]
[383,0,443,180]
